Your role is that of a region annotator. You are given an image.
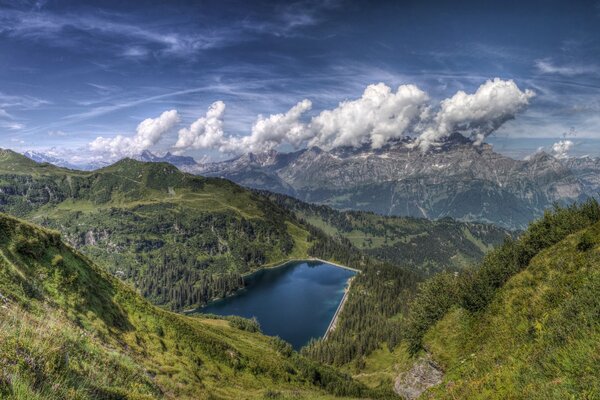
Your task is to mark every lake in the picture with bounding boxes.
[198,260,356,349]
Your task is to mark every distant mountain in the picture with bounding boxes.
[23,150,109,171]
[22,149,196,171]
[135,149,198,168]
[23,150,80,169]
[194,134,586,229]
[563,155,600,197]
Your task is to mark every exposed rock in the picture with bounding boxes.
[84,230,97,246]
[395,356,443,400]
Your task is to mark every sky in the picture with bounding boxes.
[0,0,599,163]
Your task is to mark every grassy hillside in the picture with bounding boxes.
[0,212,386,399]
[260,191,511,274]
[0,150,345,310]
[387,200,600,399]
[420,217,600,398]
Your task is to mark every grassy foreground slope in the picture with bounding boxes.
[390,200,600,399]
[421,218,600,398]
[0,149,349,310]
[0,212,382,399]
[260,191,511,274]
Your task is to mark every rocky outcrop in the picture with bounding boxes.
[395,356,443,400]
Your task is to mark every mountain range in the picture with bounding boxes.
[22,138,600,230]
[193,134,594,229]
[4,147,600,398]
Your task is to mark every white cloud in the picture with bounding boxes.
[308,83,429,149]
[230,99,312,153]
[90,109,179,158]
[0,108,12,119]
[173,99,313,154]
[415,78,535,149]
[169,79,535,156]
[174,101,226,152]
[552,139,574,159]
[0,121,24,130]
[535,59,597,76]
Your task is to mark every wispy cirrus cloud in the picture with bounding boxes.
[0,9,234,58]
[535,59,598,76]
[0,1,336,60]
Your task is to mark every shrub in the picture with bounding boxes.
[228,316,261,333]
[14,234,44,258]
[51,255,64,268]
[577,232,595,252]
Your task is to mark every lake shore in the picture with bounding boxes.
[324,275,355,340]
[254,257,360,277]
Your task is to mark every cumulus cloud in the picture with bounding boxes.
[308,83,429,149]
[174,101,226,152]
[229,99,313,153]
[415,78,535,149]
[169,78,534,155]
[552,139,574,159]
[90,109,179,157]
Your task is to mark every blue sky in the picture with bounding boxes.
[0,0,599,162]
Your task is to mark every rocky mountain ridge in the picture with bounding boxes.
[192,134,588,229]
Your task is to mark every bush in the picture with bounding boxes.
[270,336,293,357]
[14,234,44,258]
[228,316,261,333]
[51,255,64,268]
[577,232,595,252]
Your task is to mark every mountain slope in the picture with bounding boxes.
[392,200,600,399]
[261,191,511,274]
[194,136,584,229]
[0,149,328,310]
[0,148,506,310]
[421,220,600,398]
[0,213,380,399]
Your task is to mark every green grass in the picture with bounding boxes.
[0,213,377,399]
[413,221,600,399]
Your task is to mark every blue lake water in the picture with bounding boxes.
[198,260,356,349]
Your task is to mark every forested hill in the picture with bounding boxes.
[0,149,365,310]
[0,212,382,399]
[259,191,512,274]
